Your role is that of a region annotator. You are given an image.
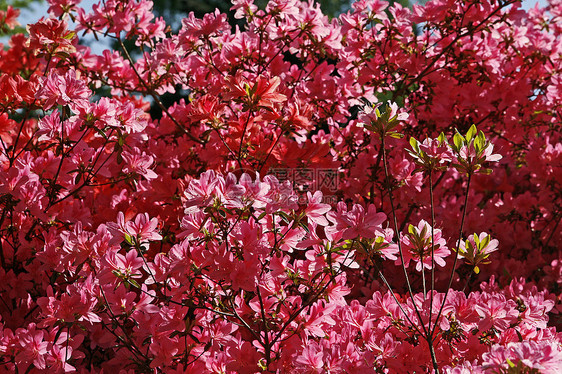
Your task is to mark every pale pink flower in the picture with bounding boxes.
[457,232,499,273]
[399,219,450,271]
[121,147,158,180]
[230,0,258,19]
[304,191,331,226]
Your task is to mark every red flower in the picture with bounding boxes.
[0,6,20,30]
[224,74,287,111]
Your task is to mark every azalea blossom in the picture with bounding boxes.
[1,0,561,373]
[398,220,450,271]
[35,70,90,111]
[456,232,499,274]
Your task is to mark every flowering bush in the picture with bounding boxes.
[0,0,561,372]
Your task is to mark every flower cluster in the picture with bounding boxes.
[0,0,561,372]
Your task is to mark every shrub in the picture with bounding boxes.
[0,0,561,372]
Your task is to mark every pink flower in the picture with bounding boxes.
[259,174,299,213]
[482,341,562,373]
[36,111,62,142]
[475,294,518,331]
[83,97,120,128]
[36,70,90,112]
[0,112,17,144]
[358,101,408,135]
[302,302,336,338]
[230,0,258,19]
[126,213,163,242]
[100,249,144,286]
[326,203,386,239]
[408,135,454,171]
[371,228,399,261]
[0,165,34,195]
[107,212,162,245]
[116,101,149,133]
[459,141,502,163]
[46,345,75,372]
[121,147,158,180]
[304,191,331,226]
[511,341,562,373]
[179,8,229,41]
[457,232,499,274]
[451,125,503,174]
[182,170,220,213]
[16,325,48,369]
[47,0,81,18]
[389,156,423,191]
[295,342,324,371]
[398,220,450,271]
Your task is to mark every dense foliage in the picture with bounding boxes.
[0,0,561,372]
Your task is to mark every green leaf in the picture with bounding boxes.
[466,240,475,256]
[409,137,420,152]
[453,133,464,151]
[55,51,71,59]
[408,224,415,235]
[473,233,480,247]
[481,235,490,249]
[506,358,516,368]
[474,133,484,153]
[258,358,268,370]
[93,126,109,140]
[465,124,477,142]
[200,129,213,138]
[128,278,140,289]
[420,224,427,239]
[277,211,291,223]
[298,221,310,233]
